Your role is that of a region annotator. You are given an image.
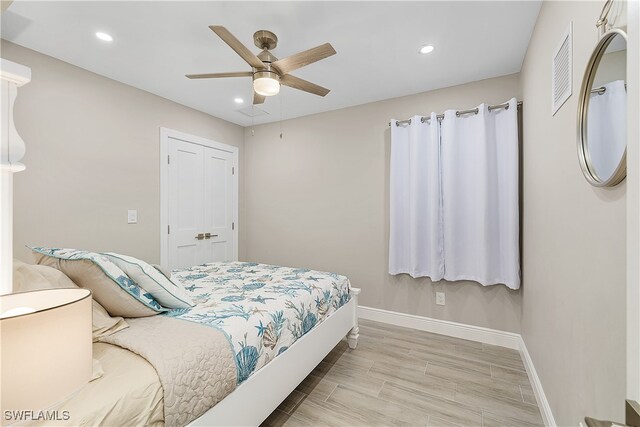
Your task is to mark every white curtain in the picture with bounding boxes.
[587,80,627,180]
[440,98,520,289]
[389,98,520,290]
[389,113,444,280]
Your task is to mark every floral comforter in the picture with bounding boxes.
[167,261,351,385]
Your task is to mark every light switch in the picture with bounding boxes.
[436,292,445,306]
[127,209,138,224]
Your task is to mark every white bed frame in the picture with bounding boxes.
[188,287,361,427]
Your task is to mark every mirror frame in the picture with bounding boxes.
[577,28,627,187]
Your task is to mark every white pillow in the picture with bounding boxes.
[102,253,194,309]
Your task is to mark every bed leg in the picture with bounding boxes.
[347,287,361,349]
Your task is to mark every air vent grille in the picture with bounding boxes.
[552,22,573,115]
[237,106,269,117]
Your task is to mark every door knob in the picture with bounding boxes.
[195,233,205,240]
[204,233,218,239]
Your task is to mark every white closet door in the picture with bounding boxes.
[166,134,237,270]
[168,138,204,269]
[202,146,235,263]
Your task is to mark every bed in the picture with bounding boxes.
[14,258,361,427]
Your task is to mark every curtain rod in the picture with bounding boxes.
[389,101,523,127]
[591,83,627,95]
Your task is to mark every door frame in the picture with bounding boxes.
[159,127,239,267]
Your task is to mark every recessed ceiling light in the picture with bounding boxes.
[234,98,244,104]
[419,45,435,54]
[95,32,113,42]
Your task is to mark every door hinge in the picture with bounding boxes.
[232,222,235,230]
[167,155,170,164]
[167,225,170,234]
[232,167,235,175]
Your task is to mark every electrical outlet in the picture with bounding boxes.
[127,209,137,224]
[436,292,445,306]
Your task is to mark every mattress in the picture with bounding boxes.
[31,342,163,427]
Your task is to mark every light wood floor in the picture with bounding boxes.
[261,319,543,427]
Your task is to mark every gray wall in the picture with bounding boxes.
[520,1,626,425]
[2,40,246,264]
[244,73,523,333]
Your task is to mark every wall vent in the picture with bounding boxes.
[551,22,573,116]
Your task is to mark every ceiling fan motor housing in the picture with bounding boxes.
[253,70,280,83]
[257,49,278,65]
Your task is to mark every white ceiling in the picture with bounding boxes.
[1,1,541,126]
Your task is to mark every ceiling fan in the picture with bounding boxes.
[186,26,336,105]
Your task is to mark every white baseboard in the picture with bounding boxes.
[518,337,557,427]
[358,305,521,349]
[358,305,556,426]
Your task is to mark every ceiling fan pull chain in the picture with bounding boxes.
[279,93,283,140]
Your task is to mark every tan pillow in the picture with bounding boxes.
[30,248,163,318]
[14,259,79,291]
[13,260,129,341]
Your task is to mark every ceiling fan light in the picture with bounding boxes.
[253,71,281,96]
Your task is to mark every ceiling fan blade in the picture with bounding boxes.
[209,26,265,70]
[253,92,266,105]
[280,75,330,97]
[271,43,336,75]
[186,72,253,79]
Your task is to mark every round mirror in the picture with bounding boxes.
[577,28,627,187]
